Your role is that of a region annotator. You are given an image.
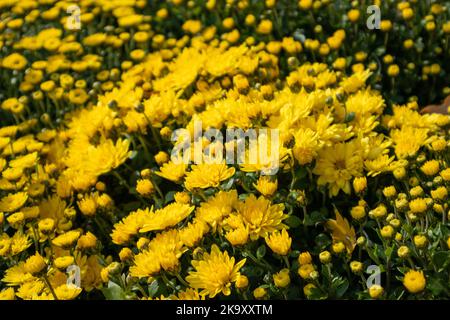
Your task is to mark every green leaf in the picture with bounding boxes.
[148,279,159,298]
[432,251,450,271]
[295,167,308,180]
[304,210,327,226]
[257,245,266,259]
[385,245,394,260]
[315,233,331,250]
[164,191,176,204]
[102,281,127,300]
[427,276,446,296]
[221,177,235,191]
[344,112,356,123]
[285,215,302,228]
[335,278,349,298]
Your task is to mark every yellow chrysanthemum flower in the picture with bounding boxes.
[403,270,426,294]
[186,244,246,298]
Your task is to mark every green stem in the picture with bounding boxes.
[43,274,58,300]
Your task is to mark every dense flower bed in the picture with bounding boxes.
[0,0,449,300]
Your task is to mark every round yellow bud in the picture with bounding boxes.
[350,261,363,274]
[298,263,315,279]
[319,251,331,264]
[393,167,406,180]
[332,242,346,254]
[298,251,312,265]
[402,8,414,20]
[273,269,291,288]
[353,177,367,194]
[236,275,249,289]
[383,186,397,199]
[380,225,395,239]
[253,287,267,299]
[380,20,392,32]
[397,246,410,258]
[298,0,313,10]
[24,253,46,274]
[414,235,427,249]
[54,256,75,269]
[369,285,384,299]
[154,151,169,165]
[119,248,133,262]
[347,9,360,22]
[387,64,400,77]
[351,205,366,220]
[38,218,55,234]
[136,179,154,196]
[421,160,440,176]
[409,198,427,214]
[403,270,426,294]
[303,283,317,297]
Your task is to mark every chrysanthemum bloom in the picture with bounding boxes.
[2,53,28,70]
[186,245,246,298]
[353,177,367,194]
[265,229,292,255]
[273,268,291,288]
[131,230,186,278]
[54,256,75,269]
[350,261,363,274]
[235,274,249,289]
[313,141,363,196]
[0,192,28,212]
[303,283,317,298]
[332,242,346,254]
[414,235,427,248]
[380,225,394,239]
[24,253,46,274]
[403,270,426,294]
[155,161,187,182]
[77,232,97,250]
[383,186,397,198]
[397,246,410,258]
[119,248,133,262]
[351,205,366,220]
[139,202,194,232]
[227,194,287,240]
[52,230,81,249]
[369,204,387,219]
[410,186,424,198]
[54,284,82,300]
[298,263,315,279]
[0,288,15,300]
[136,179,154,196]
[174,192,191,204]
[154,151,169,165]
[319,251,331,264]
[254,176,278,197]
[421,160,440,176]
[369,285,384,299]
[441,168,450,181]
[253,287,267,299]
[409,198,428,214]
[78,196,97,216]
[225,226,249,246]
[431,186,448,200]
[298,252,312,265]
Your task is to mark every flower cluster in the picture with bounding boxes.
[0,0,449,300]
